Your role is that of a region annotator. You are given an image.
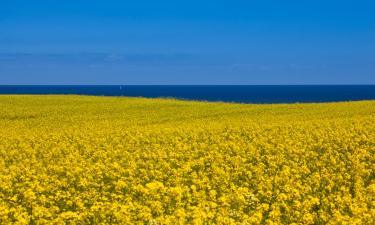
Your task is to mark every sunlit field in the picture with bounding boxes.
[0,95,374,224]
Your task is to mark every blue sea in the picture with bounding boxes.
[1,85,375,104]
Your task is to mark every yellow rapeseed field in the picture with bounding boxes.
[0,95,374,225]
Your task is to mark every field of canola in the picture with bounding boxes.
[0,95,374,225]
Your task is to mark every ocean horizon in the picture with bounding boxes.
[1,85,375,104]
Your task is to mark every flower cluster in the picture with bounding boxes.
[0,95,374,224]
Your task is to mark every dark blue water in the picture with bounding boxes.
[1,85,375,104]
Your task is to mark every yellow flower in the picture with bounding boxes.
[0,95,374,224]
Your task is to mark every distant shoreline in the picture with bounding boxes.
[1,85,375,104]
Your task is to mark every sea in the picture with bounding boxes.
[1,85,375,104]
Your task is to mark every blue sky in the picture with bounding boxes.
[1,0,375,85]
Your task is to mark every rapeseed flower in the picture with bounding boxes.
[0,95,374,224]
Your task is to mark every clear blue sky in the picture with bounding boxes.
[1,0,374,85]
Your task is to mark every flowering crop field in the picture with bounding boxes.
[0,95,374,225]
